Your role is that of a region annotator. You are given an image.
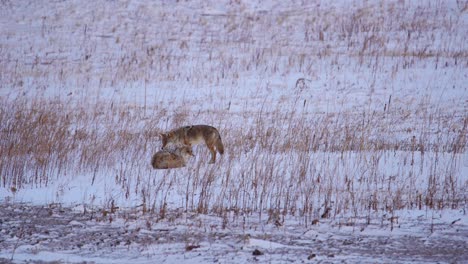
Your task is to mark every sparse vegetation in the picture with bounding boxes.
[1,96,466,226]
[0,0,466,227]
[0,0,467,262]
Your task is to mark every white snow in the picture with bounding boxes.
[0,0,467,263]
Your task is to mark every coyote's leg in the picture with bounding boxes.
[208,145,216,164]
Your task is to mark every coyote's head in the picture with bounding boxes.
[160,131,183,149]
[159,132,171,149]
[178,145,194,158]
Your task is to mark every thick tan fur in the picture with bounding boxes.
[160,125,224,164]
[151,146,193,169]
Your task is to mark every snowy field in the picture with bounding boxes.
[1,0,467,263]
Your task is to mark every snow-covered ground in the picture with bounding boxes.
[0,203,466,263]
[1,0,467,263]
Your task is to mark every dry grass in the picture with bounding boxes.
[1,1,466,226]
[1,1,466,90]
[1,97,466,226]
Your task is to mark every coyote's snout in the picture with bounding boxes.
[160,125,224,164]
[151,146,194,169]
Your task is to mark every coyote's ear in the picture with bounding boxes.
[159,133,166,139]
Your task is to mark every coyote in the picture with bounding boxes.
[151,145,194,169]
[160,125,224,163]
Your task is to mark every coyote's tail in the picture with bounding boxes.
[216,134,224,154]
